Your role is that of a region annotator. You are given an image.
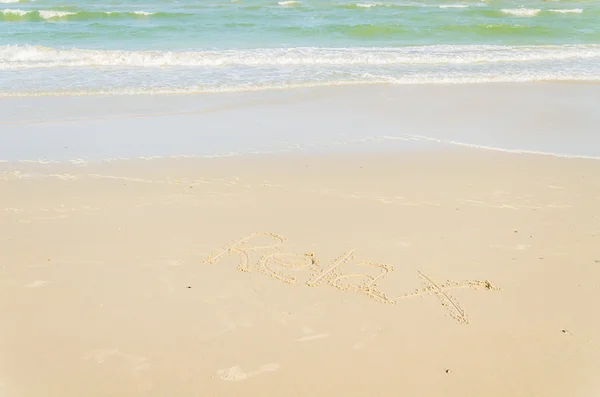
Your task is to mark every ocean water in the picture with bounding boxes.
[0,0,599,96]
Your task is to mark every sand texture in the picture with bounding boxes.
[1,149,600,396]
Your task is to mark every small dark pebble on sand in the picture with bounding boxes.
[445,369,451,374]
[186,286,192,289]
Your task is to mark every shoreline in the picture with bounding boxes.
[2,79,600,99]
[1,143,600,169]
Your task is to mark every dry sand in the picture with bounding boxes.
[1,149,600,396]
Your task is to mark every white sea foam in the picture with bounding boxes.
[1,9,162,18]
[1,45,599,70]
[354,2,398,8]
[39,10,75,19]
[2,71,600,98]
[0,0,21,3]
[549,8,583,14]
[1,8,28,15]
[382,135,600,160]
[278,1,300,5]
[439,4,468,8]
[501,8,541,17]
[1,9,76,18]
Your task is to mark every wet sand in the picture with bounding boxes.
[2,83,600,162]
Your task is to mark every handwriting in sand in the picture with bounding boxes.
[204,232,500,324]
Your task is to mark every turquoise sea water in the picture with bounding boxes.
[1,0,599,95]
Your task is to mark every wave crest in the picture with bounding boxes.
[549,8,583,14]
[500,8,541,17]
[0,9,162,20]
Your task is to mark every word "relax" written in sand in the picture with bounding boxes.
[204,233,500,324]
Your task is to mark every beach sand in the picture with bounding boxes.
[1,148,600,396]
